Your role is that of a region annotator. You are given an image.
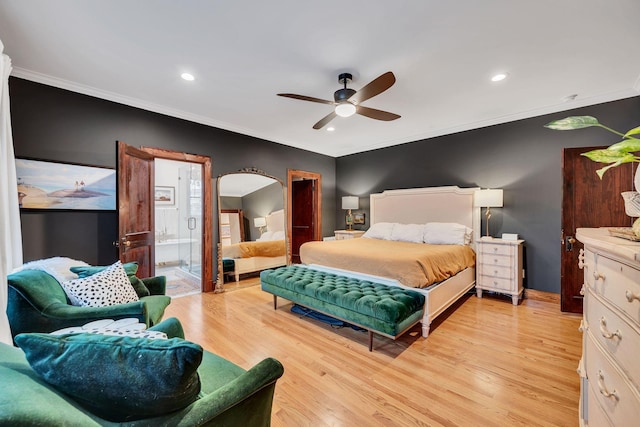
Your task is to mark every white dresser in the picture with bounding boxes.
[475,237,524,305]
[334,230,365,240]
[576,228,640,426]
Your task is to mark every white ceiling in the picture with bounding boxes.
[1,0,639,157]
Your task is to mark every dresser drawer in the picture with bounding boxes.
[480,255,512,268]
[588,253,640,326]
[585,334,640,425]
[477,275,512,291]
[479,243,513,257]
[479,264,512,280]
[587,385,614,426]
[585,288,640,384]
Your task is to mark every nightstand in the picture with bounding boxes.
[475,237,524,305]
[334,230,365,240]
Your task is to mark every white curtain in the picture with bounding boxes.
[0,40,23,345]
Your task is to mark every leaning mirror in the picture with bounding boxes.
[216,168,288,290]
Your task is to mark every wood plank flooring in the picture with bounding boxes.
[166,285,582,427]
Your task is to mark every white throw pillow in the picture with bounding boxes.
[61,261,139,307]
[362,222,395,240]
[257,231,274,241]
[271,230,285,240]
[390,223,425,243]
[423,222,471,245]
[13,256,89,283]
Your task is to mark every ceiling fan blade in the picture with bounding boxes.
[356,105,400,121]
[348,71,396,104]
[277,93,335,105]
[313,111,337,129]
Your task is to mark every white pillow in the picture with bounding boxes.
[362,222,395,240]
[423,222,472,245]
[257,231,274,241]
[61,261,139,307]
[13,256,89,283]
[390,223,425,243]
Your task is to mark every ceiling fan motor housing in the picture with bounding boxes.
[334,88,356,103]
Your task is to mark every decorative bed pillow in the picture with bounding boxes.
[362,222,395,240]
[71,261,150,297]
[62,261,139,307]
[423,222,472,245]
[257,231,274,241]
[12,256,90,283]
[390,223,425,243]
[14,332,203,422]
[271,230,285,240]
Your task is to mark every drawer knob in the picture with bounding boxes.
[597,370,618,400]
[593,271,605,281]
[625,290,640,303]
[599,317,622,340]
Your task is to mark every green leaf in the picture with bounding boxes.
[580,149,634,164]
[624,125,640,138]
[607,139,640,153]
[545,116,600,130]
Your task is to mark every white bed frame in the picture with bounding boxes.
[345,186,480,337]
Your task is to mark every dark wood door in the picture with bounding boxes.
[291,179,314,263]
[561,147,634,313]
[117,141,155,278]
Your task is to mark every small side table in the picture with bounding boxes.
[335,230,365,240]
[475,237,524,305]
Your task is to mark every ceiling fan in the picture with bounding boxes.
[277,71,401,130]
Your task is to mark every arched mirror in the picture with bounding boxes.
[216,168,288,290]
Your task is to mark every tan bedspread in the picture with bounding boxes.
[299,238,475,288]
[222,240,286,259]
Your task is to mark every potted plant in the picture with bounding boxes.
[545,116,640,236]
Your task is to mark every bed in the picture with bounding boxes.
[222,209,287,282]
[299,186,480,337]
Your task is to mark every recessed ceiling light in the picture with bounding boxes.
[327,127,335,132]
[562,94,578,102]
[491,73,508,82]
[181,72,195,81]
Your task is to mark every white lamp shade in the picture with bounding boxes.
[342,196,359,210]
[335,103,356,117]
[253,217,267,228]
[474,189,503,208]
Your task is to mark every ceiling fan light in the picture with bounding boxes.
[335,103,356,117]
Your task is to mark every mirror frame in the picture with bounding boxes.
[216,167,289,291]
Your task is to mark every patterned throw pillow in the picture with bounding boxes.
[61,261,139,307]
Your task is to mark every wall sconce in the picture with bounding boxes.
[253,217,267,234]
[474,189,503,238]
[342,196,359,231]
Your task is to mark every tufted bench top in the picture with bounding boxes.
[261,265,424,324]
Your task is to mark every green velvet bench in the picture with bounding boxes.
[260,265,425,351]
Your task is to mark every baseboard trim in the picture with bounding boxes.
[525,289,560,303]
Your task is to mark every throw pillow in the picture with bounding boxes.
[71,261,151,297]
[15,332,203,422]
[62,261,139,307]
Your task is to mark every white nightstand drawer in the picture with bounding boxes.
[479,264,512,279]
[585,334,640,426]
[481,255,513,268]
[589,253,640,326]
[480,243,513,257]
[478,275,512,291]
[587,385,614,427]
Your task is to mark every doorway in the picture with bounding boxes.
[287,169,322,263]
[561,146,633,313]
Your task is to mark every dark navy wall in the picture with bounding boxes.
[9,77,336,266]
[336,96,640,293]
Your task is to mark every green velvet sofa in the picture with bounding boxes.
[7,268,171,340]
[0,318,285,426]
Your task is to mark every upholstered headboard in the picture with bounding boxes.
[266,209,285,233]
[369,186,481,244]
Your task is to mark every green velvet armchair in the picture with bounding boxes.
[7,268,171,340]
[0,318,285,426]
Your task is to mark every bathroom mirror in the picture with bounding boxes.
[216,168,288,289]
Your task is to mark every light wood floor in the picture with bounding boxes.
[166,285,582,427]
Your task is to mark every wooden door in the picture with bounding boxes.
[291,180,314,263]
[117,141,155,278]
[561,147,633,313]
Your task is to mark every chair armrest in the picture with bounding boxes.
[168,357,285,426]
[142,276,166,295]
[43,300,149,325]
[148,317,185,339]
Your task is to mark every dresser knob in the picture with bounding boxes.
[625,290,640,303]
[599,317,622,340]
[593,271,605,281]
[597,370,618,400]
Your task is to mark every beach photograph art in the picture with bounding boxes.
[16,158,116,210]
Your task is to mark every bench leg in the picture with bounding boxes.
[422,322,430,338]
[273,295,278,310]
[368,330,373,352]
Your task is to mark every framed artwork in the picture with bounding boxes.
[16,158,116,210]
[353,212,366,225]
[155,186,175,205]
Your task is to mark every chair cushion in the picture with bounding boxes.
[61,261,139,307]
[71,261,151,297]
[14,332,203,422]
